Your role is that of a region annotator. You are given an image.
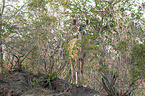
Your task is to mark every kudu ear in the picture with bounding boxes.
[72,19,77,25]
[85,19,90,25]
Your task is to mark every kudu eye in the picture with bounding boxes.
[82,25,85,27]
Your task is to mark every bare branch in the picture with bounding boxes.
[7,0,31,22]
[0,0,5,15]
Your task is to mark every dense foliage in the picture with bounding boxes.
[0,0,145,95]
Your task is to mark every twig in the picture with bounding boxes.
[123,75,142,95]
[50,79,72,96]
[20,45,37,64]
[7,0,31,22]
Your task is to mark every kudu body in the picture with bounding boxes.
[68,19,90,84]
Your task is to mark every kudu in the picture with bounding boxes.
[68,19,90,84]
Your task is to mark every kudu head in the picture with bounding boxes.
[72,19,90,37]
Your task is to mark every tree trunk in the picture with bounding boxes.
[0,0,5,74]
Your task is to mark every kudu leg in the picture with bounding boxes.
[70,60,74,83]
[80,59,84,84]
[75,58,78,85]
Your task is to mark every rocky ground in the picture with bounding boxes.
[0,70,102,96]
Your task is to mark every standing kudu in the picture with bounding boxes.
[68,19,90,84]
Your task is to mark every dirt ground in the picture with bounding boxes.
[0,70,101,96]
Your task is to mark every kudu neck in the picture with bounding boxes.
[78,31,85,40]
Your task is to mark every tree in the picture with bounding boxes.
[1,0,145,95]
[0,0,5,74]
